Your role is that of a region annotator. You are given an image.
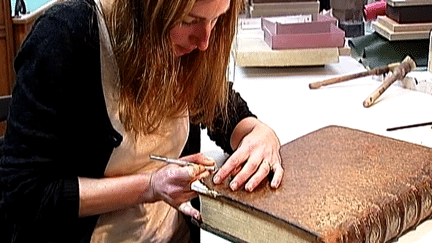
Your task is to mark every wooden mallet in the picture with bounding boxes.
[363,56,416,108]
[309,62,400,89]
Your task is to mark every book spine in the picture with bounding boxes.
[323,176,432,243]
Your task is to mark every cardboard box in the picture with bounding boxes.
[385,0,432,23]
[248,1,319,19]
[262,14,337,35]
[263,23,345,50]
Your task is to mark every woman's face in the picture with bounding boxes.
[169,0,231,57]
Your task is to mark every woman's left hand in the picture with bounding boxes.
[212,117,283,192]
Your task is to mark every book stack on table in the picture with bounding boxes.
[234,0,350,67]
[234,15,344,67]
[372,0,432,41]
[262,14,346,50]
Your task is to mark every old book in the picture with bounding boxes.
[198,125,432,243]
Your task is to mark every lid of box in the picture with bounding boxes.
[386,0,432,7]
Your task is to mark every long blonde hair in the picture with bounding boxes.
[105,0,244,135]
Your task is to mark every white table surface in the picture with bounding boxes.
[200,56,432,242]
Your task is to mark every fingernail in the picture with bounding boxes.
[230,181,238,191]
[245,183,254,192]
[271,179,280,188]
[205,156,216,164]
[194,213,201,221]
[213,175,220,184]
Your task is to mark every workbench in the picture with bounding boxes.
[200,56,432,242]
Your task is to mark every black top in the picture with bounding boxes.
[0,0,255,242]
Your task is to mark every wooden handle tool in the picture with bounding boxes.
[309,63,400,89]
[363,56,416,108]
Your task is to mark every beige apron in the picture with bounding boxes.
[90,1,190,242]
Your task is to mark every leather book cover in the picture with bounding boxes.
[200,125,432,242]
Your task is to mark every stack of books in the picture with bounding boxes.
[373,0,432,41]
[262,14,346,50]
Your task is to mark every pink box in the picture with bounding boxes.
[263,24,345,50]
[261,14,338,35]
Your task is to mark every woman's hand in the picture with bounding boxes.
[213,117,283,192]
[150,153,215,219]
[78,153,215,219]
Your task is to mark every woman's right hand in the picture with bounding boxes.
[149,161,210,219]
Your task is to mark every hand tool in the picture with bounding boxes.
[309,62,400,89]
[363,56,416,108]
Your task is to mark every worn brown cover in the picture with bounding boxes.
[201,125,432,242]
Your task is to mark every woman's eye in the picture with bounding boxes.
[181,16,219,27]
[182,18,199,26]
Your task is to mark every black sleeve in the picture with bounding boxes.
[206,82,256,154]
[0,2,117,242]
[0,14,81,241]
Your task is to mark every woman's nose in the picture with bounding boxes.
[193,22,213,51]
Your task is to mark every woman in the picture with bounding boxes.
[0,0,283,242]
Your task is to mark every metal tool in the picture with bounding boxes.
[191,181,220,198]
[387,121,432,131]
[149,155,217,172]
